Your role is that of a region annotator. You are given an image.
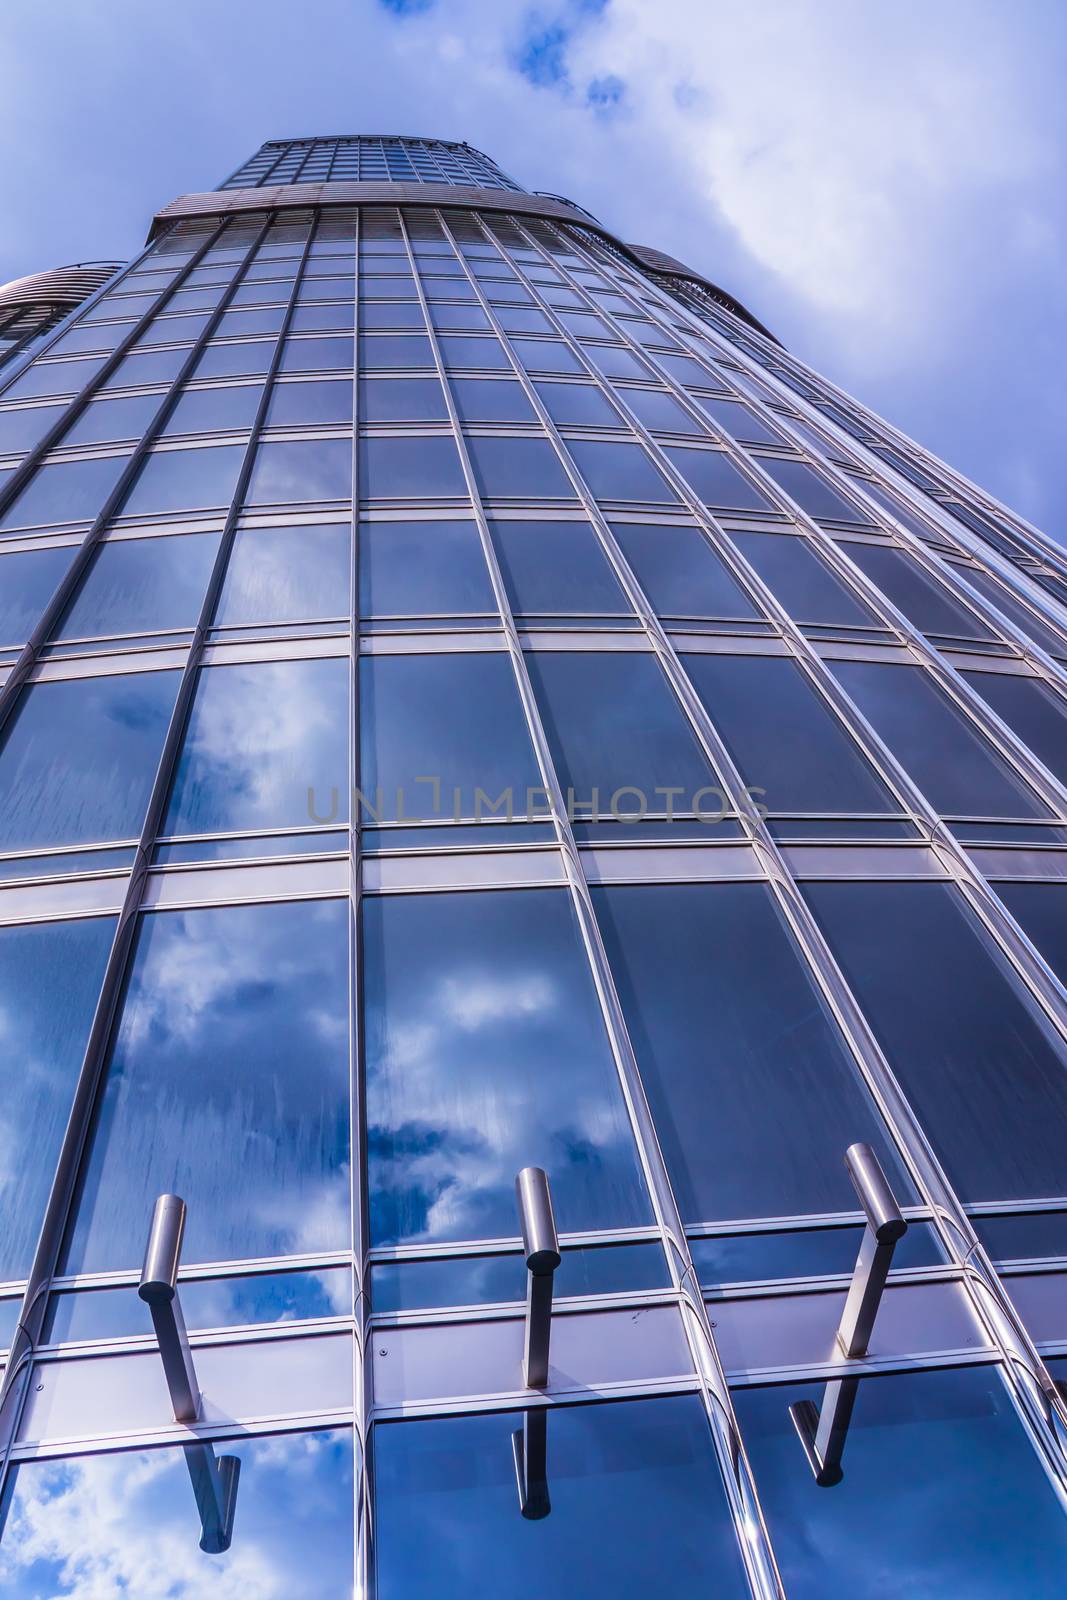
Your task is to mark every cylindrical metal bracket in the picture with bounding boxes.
[845,1143,907,1245]
[515,1167,560,1275]
[139,1193,187,1304]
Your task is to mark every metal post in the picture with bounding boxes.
[512,1408,551,1520]
[515,1168,560,1389]
[790,1144,907,1484]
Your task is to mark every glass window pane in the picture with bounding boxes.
[730,531,877,627]
[961,671,1067,787]
[663,447,770,510]
[451,378,536,423]
[0,670,180,850]
[0,454,132,529]
[755,456,866,521]
[360,301,426,330]
[363,887,651,1244]
[0,1429,354,1595]
[805,880,1067,1203]
[64,898,350,1271]
[612,522,758,619]
[215,523,351,625]
[265,379,352,426]
[103,346,189,388]
[844,542,994,638]
[360,652,539,822]
[63,393,160,448]
[491,519,627,614]
[0,545,73,646]
[832,660,1047,817]
[526,651,713,809]
[359,519,493,616]
[192,340,273,379]
[581,344,651,380]
[685,654,896,814]
[997,881,1067,985]
[358,434,466,498]
[533,381,622,428]
[358,377,448,422]
[164,658,349,834]
[735,1367,1067,1599]
[0,919,113,1279]
[121,445,245,517]
[437,334,510,371]
[566,439,675,503]
[465,435,574,499]
[360,334,434,369]
[3,357,106,401]
[0,403,66,454]
[594,881,908,1220]
[371,1241,668,1313]
[161,383,263,436]
[691,394,783,445]
[511,339,583,375]
[56,532,220,639]
[373,1396,747,1599]
[280,335,354,372]
[955,566,1067,659]
[621,388,705,434]
[246,438,352,502]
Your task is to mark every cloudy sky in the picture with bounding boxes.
[2,0,1064,534]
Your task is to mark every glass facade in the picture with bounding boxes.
[0,133,1065,1596]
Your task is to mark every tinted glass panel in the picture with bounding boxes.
[371,1241,668,1313]
[961,671,1067,786]
[265,379,352,426]
[358,433,465,498]
[358,377,447,422]
[735,1367,1067,1599]
[492,520,627,614]
[215,523,351,624]
[451,378,537,423]
[612,523,758,619]
[956,566,1067,658]
[663,447,769,509]
[0,454,132,528]
[438,335,510,371]
[845,542,994,637]
[63,393,160,447]
[691,395,782,445]
[0,1430,354,1596]
[360,652,538,822]
[0,403,66,453]
[363,887,650,1244]
[566,439,674,503]
[121,445,245,516]
[373,1396,747,1599]
[805,880,1067,1202]
[360,334,434,368]
[465,435,575,499]
[246,438,352,502]
[56,533,220,639]
[527,651,713,813]
[996,881,1067,985]
[280,336,354,372]
[0,545,73,646]
[533,382,622,428]
[0,670,179,850]
[729,531,876,627]
[192,340,273,379]
[755,457,866,521]
[3,357,106,401]
[162,383,263,435]
[164,657,349,834]
[359,520,493,616]
[621,388,704,434]
[594,881,908,1220]
[64,899,350,1271]
[685,654,895,814]
[0,919,113,1279]
[833,660,1046,817]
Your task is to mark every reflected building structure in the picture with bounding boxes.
[0,133,1066,1594]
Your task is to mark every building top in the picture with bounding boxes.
[220,135,521,193]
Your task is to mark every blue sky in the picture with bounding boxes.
[1,0,1064,535]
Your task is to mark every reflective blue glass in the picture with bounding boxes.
[755,455,867,521]
[215,522,351,624]
[451,378,537,423]
[663,447,770,510]
[371,1241,668,1313]
[373,1396,748,1598]
[565,439,675,503]
[121,445,246,516]
[996,881,1067,984]
[729,530,877,627]
[805,880,1067,1203]
[735,1366,1067,1598]
[832,660,1048,817]
[491,519,628,614]
[360,652,539,822]
[594,881,910,1220]
[684,654,896,814]
[691,394,783,445]
[64,898,350,1271]
[192,339,273,378]
[962,671,1067,786]
[363,887,652,1244]
[164,657,349,834]
[63,393,161,447]
[0,919,114,1278]
[56,532,221,639]
[358,434,466,497]
[359,519,493,615]
[0,454,132,529]
[358,376,447,421]
[104,345,189,387]
[0,402,66,453]
[0,545,73,646]
[161,383,263,435]
[280,335,354,372]
[533,381,622,427]
[845,541,994,638]
[246,437,352,502]
[0,1429,354,1596]
[0,670,180,850]
[620,387,706,434]
[3,356,106,401]
[465,435,575,499]
[611,522,759,618]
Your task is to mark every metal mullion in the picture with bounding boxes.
[0,219,269,741]
[0,210,322,1504]
[509,217,1067,1510]
[428,208,786,1600]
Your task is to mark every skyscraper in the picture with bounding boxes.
[0,132,1066,1594]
